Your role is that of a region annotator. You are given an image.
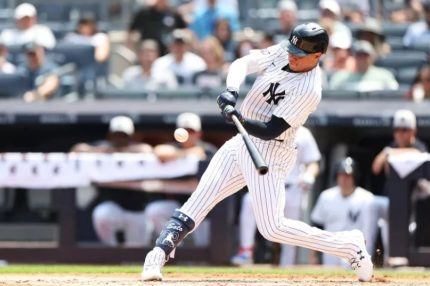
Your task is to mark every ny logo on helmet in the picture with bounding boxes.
[291,36,299,45]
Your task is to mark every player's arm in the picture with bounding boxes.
[218,49,275,109]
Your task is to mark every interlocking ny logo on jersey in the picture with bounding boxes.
[263,82,285,105]
[348,210,360,223]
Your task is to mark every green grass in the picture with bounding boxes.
[0,264,429,279]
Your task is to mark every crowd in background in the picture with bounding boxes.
[1,0,430,101]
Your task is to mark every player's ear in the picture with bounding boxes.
[314,52,322,59]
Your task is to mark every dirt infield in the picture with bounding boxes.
[1,272,430,286]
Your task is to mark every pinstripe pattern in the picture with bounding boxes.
[178,43,361,262]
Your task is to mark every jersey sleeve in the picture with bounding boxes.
[310,192,326,225]
[272,74,321,128]
[299,128,321,164]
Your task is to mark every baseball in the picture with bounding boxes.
[174,128,189,143]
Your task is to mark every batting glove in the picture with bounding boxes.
[222,105,244,124]
[217,88,239,111]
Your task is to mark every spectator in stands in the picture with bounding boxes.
[403,0,430,46]
[311,157,376,266]
[127,0,186,54]
[214,19,236,62]
[323,32,355,75]
[122,40,177,90]
[193,37,226,89]
[372,110,427,176]
[189,0,239,40]
[408,64,430,101]
[0,3,56,49]
[319,0,352,40]
[274,0,298,42]
[356,18,390,57]
[234,29,260,59]
[72,116,151,153]
[0,42,16,74]
[152,29,206,85]
[342,3,366,23]
[18,42,59,102]
[329,40,399,91]
[64,17,110,63]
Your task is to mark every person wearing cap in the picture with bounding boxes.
[72,115,152,153]
[122,40,177,90]
[0,3,56,49]
[274,0,298,42]
[403,0,430,47]
[152,29,206,85]
[17,42,60,102]
[143,22,374,283]
[311,157,376,266]
[154,112,217,163]
[319,0,352,40]
[127,0,186,54]
[329,40,398,91]
[323,32,355,74]
[189,0,240,40]
[372,109,427,177]
[63,17,110,63]
[356,18,390,57]
[0,42,16,74]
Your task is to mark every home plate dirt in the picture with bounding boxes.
[1,273,429,286]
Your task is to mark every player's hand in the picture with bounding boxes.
[217,89,239,111]
[222,105,243,124]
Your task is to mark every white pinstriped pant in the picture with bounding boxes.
[181,135,360,260]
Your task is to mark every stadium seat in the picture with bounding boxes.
[396,67,419,86]
[386,37,405,51]
[0,74,29,98]
[364,89,407,100]
[381,22,409,38]
[322,89,360,99]
[49,43,96,96]
[375,51,428,69]
[96,87,148,99]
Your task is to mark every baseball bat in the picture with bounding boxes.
[231,114,269,175]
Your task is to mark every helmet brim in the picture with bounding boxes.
[286,41,309,57]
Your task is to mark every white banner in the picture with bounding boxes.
[0,153,200,189]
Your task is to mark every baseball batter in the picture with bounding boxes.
[142,23,373,282]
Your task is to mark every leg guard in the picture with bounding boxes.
[155,210,195,257]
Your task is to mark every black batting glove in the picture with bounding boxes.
[217,88,239,111]
[222,105,244,124]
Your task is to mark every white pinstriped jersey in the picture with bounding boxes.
[239,42,322,146]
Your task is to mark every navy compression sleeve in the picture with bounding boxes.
[242,115,290,140]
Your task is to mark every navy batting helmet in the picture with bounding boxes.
[336,157,357,176]
[287,23,329,56]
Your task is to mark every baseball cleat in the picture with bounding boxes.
[230,250,254,266]
[141,247,166,281]
[348,230,374,282]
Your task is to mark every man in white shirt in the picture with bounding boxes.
[311,157,376,266]
[403,0,430,47]
[0,3,56,49]
[152,29,206,85]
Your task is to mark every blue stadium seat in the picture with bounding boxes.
[97,87,148,99]
[375,51,428,69]
[0,74,29,98]
[364,89,407,100]
[322,89,360,99]
[381,22,409,38]
[386,37,404,51]
[49,43,96,96]
[396,67,419,86]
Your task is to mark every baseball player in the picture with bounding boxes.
[311,157,376,266]
[231,126,321,266]
[142,23,373,282]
